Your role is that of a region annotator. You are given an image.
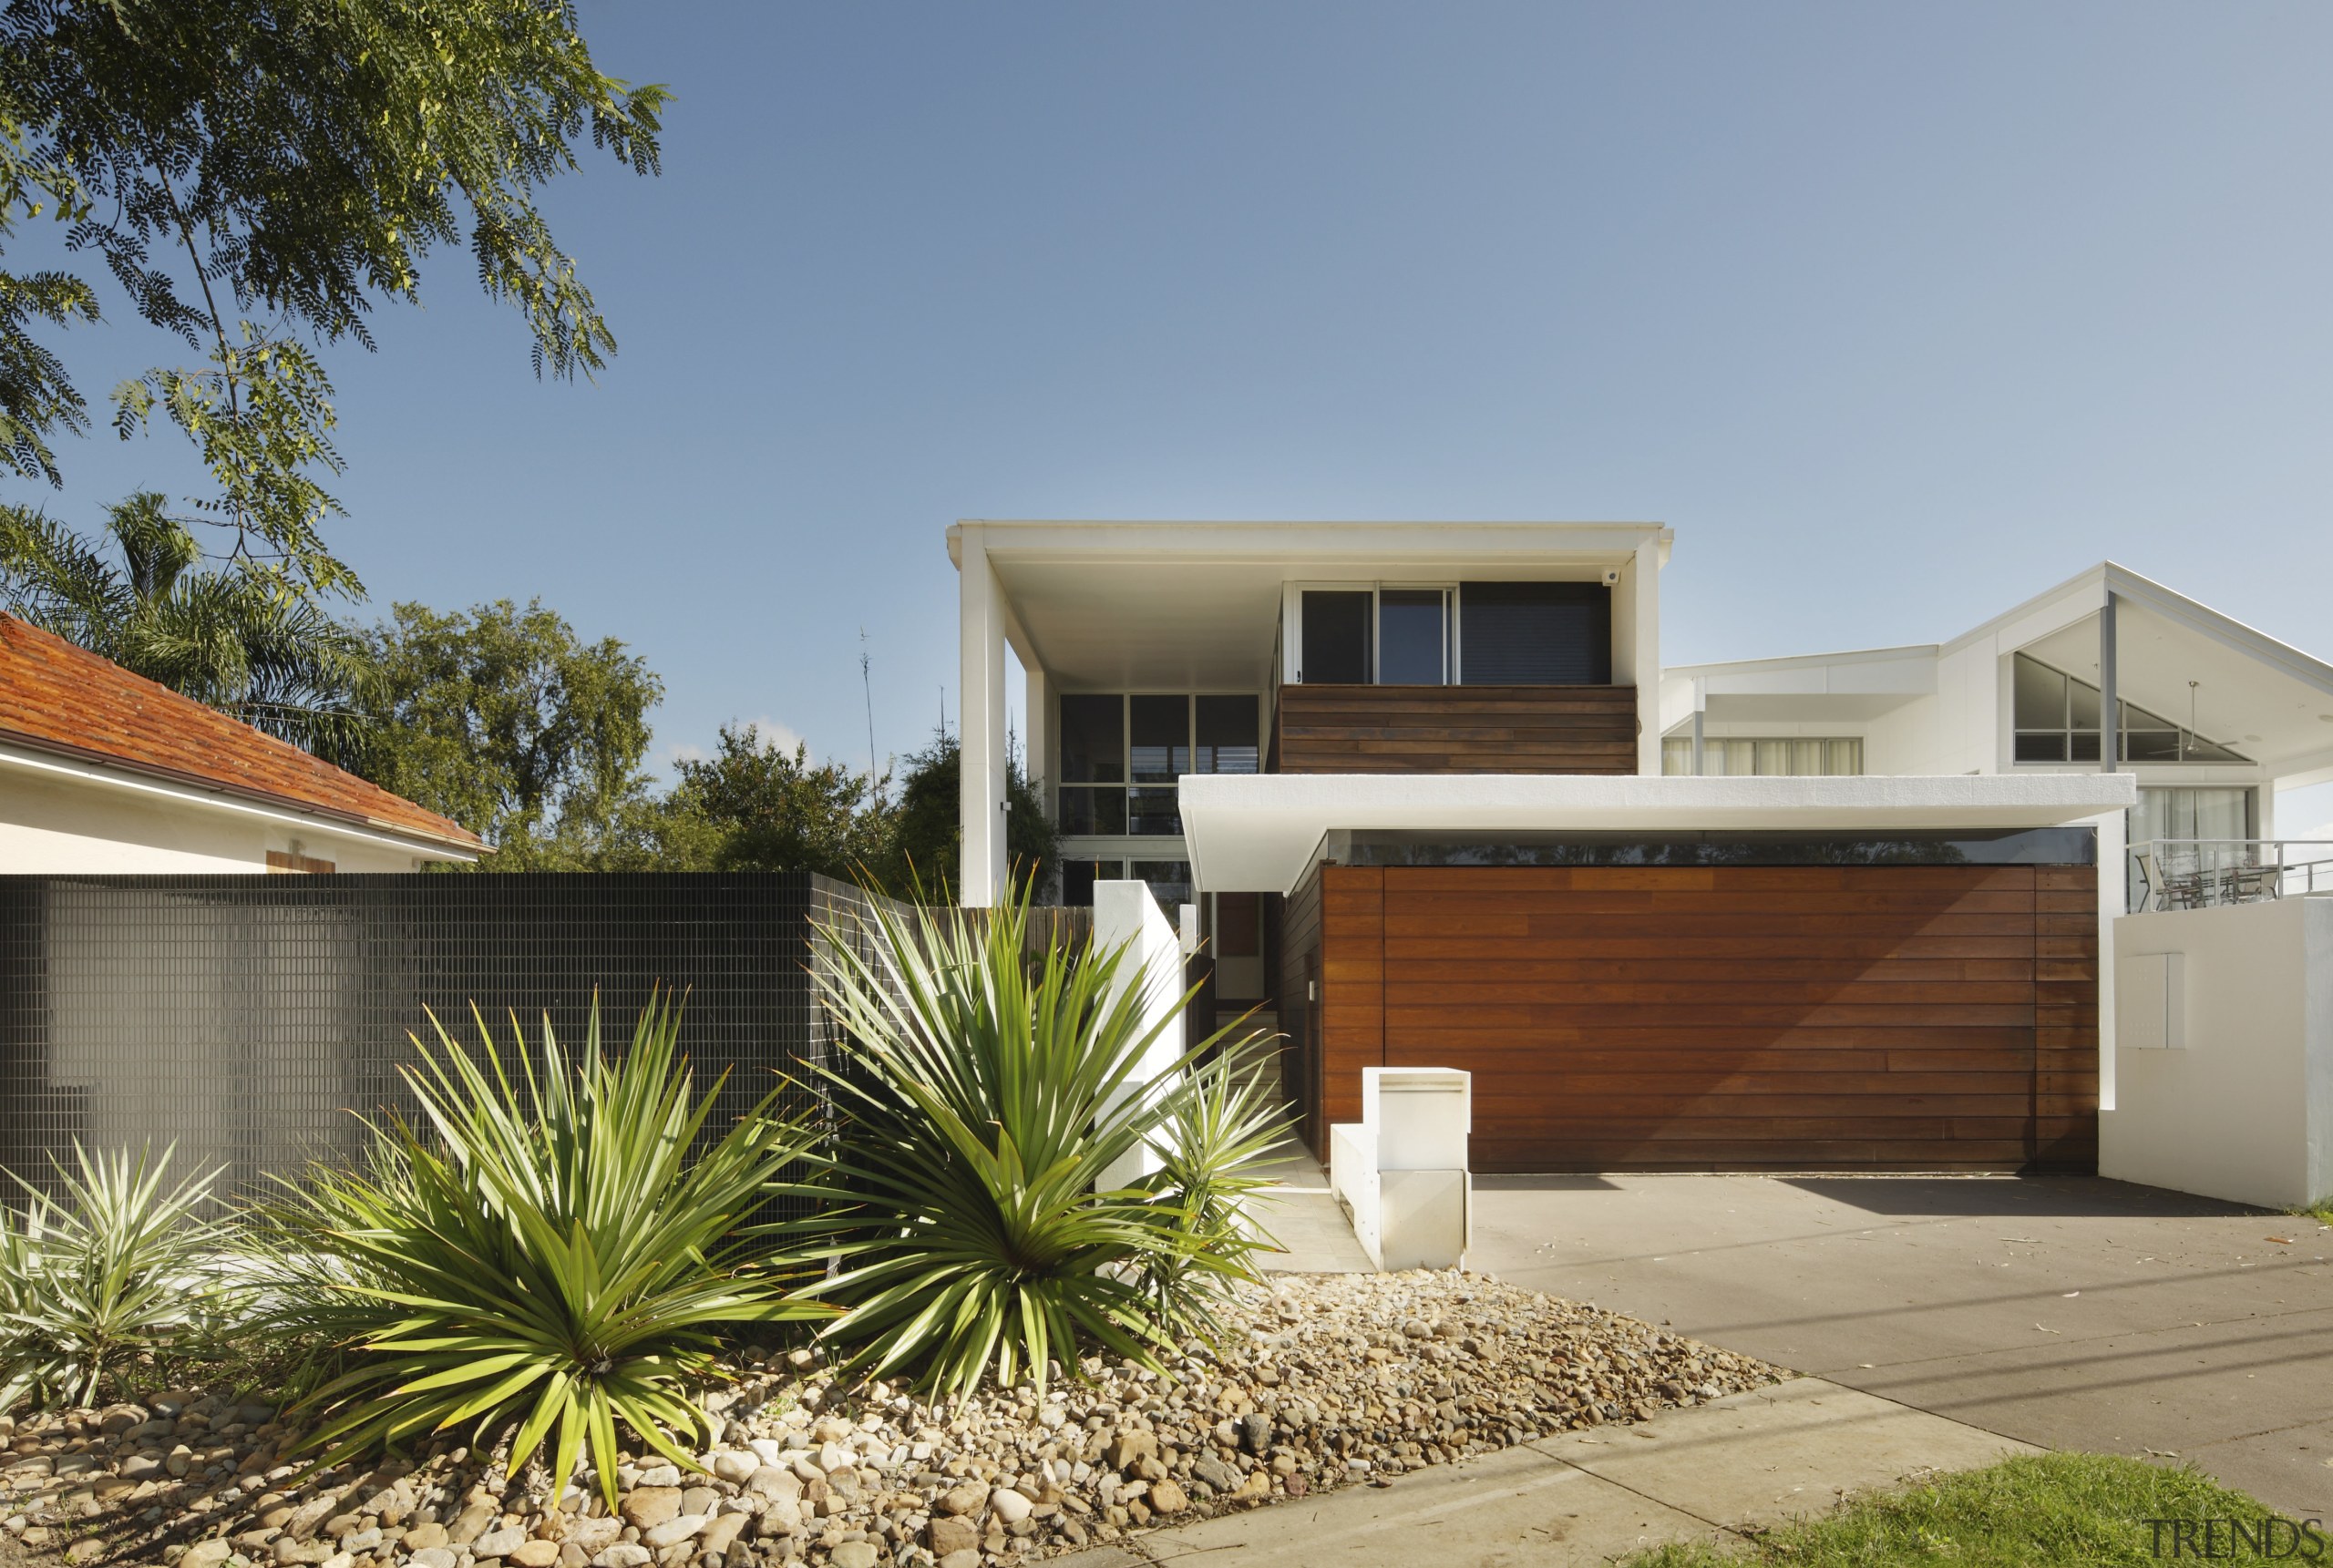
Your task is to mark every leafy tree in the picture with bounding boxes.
[880,730,1057,900]
[0,0,664,596]
[360,599,661,868]
[651,723,892,879]
[0,491,375,759]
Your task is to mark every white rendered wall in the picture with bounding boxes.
[0,769,427,873]
[2102,897,2333,1210]
[1861,693,1946,775]
[1092,880,1187,1189]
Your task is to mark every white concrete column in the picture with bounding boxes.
[1632,537,1662,777]
[958,528,1009,907]
[2099,591,2119,774]
[2091,807,2124,1111]
[1023,661,1051,813]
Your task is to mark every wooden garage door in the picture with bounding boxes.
[1315,863,2097,1173]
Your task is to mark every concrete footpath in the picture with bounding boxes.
[1062,1377,2032,1567]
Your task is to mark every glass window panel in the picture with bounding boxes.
[1130,695,1189,783]
[2121,699,2182,762]
[1195,696,1259,774]
[1755,740,1790,775]
[2192,788,2251,840]
[1300,591,1372,684]
[2015,733,2068,763]
[1127,786,1181,835]
[1825,739,1863,775]
[2069,680,2101,733]
[1059,859,1115,908]
[1055,787,1125,836]
[1059,694,1124,784]
[1130,860,1193,914]
[2069,732,2101,763]
[1458,581,1611,684]
[1662,737,1691,775]
[1377,589,1446,684]
[2013,655,2067,732]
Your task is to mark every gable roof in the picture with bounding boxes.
[0,613,483,854]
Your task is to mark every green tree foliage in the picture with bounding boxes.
[882,729,1057,898]
[648,723,894,878]
[0,0,664,595]
[0,491,376,759]
[360,599,662,867]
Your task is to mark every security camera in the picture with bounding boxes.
[1601,567,1622,587]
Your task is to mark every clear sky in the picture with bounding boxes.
[18,5,2333,815]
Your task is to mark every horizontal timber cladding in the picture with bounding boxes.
[1315,862,2101,1173]
[1272,684,1638,775]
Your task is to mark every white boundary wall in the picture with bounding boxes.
[1093,880,1187,1189]
[2103,896,2333,1210]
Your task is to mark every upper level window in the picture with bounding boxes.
[1662,737,1863,776]
[1293,581,1611,685]
[1377,589,1450,683]
[1459,582,1611,684]
[1300,591,1372,684]
[2011,652,2246,764]
[1056,694,1259,837]
[1196,695,1260,774]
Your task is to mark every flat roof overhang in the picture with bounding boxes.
[1179,773,2139,893]
[951,519,1671,692]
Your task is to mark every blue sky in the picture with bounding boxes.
[16,5,2333,813]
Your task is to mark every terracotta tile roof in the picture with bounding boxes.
[0,613,484,854]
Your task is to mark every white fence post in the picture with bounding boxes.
[1092,881,1186,1190]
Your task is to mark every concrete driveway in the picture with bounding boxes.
[1469,1173,2333,1516]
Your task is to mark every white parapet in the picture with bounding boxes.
[1093,880,1187,1190]
[1329,1067,1473,1270]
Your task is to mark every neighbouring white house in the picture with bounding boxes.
[951,521,2333,1204]
[0,613,483,873]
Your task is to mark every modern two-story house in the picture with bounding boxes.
[951,521,2333,1179]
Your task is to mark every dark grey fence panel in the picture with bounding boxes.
[0,872,871,1210]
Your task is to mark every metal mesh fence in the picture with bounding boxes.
[0,871,889,1213]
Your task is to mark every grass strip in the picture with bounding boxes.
[1620,1450,2306,1567]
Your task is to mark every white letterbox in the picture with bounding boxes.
[1330,1066,1473,1271]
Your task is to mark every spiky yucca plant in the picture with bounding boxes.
[252,993,821,1505]
[786,890,1278,1396]
[1141,1039,1290,1332]
[0,1142,229,1411]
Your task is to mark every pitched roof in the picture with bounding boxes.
[0,612,483,854]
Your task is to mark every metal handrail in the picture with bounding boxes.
[2128,838,2333,913]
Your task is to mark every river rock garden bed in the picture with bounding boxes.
[0,1271,1780,1568]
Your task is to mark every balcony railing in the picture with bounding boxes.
[2129,839,2333,913]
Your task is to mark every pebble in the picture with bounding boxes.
[0,1272,1776,1568]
